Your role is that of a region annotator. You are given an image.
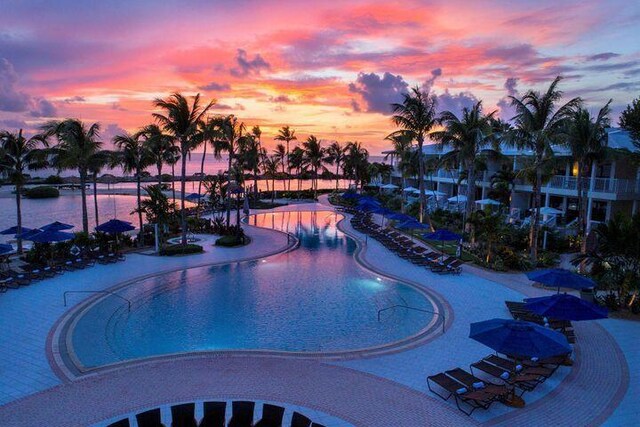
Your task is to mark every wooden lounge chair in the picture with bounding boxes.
[427,372,499,415]
[484,355,554,381]
[136,408,165,427]
[290,412,312,427]
[254,403,285,427]
[228,401,254,427]
[445,368,510,398]
[470,360,539,393]
[171,403,197,427]
[199,401,226,427]
[5,270,31,286]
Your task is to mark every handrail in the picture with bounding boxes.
[63,290,131,311]
[377,304,445,333]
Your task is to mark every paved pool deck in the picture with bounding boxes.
[0,198,637,426]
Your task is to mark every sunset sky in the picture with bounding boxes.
[1,0,639,154]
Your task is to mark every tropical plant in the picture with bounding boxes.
[488,165,517,206]
[261,155,279,202]
[152,93,214,245]
[466,210,503,264]
[431,101,498,220]
[288,146,305,191]
[0,130,48,252]
[302,135,325,198]
[238,131,263,199]
[343,142,369,189]
[324,141,346,190]
[87,149,115,227]
[41,119,102,233]
[619,96,640,144]
[507,76,581,262]
[140,124,179,187]
[137,184,177,244]
[274,125,297,191]
[388,87,438,226]
[384,132,413,196]
[273,143,287,193]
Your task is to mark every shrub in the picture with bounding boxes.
[23,186,60,198]
[44,175,64,184]
[215,235,246,247]
[159,243,203,256]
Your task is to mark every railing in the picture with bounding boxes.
[377,305,445,333]
[63,290,131,311]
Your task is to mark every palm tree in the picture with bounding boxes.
[41,119,102,233]
[140,124,179,187]
[389,87,438,225]
[273,143,287,194]
[343,142,369,190]
[489,165,517,206]
[302,135,325,199]
[508,76,581,262]
[137,184,176,245]
[288,146,305,191]
[274,126,297,191]
[237,132,262,200]
[262,155,279,202]
[113,131,153,243]
[0,129,48,253]
[384,133,413,212]
[563,101,611,254]
[153,93,214,245]
[87,150,115,227]
[431,101,497,220]
[324,141,346,190]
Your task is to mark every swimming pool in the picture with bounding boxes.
[68,211,438,369]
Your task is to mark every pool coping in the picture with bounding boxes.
[48,210,451,381]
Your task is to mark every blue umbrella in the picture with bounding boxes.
[524,294,608,321]
[26,230,74,243]
[21,228,44,239]
[470,318,571,360]
[40,221,74,231]
[185,193,203,201]
[387,213,413,221]
[423,229,462,241]
[396,220,430,230]
[96,219,135,234]
[341,192,360,200]
[356,201,381,212]
[0,226,34,236]
[526,268,596,293]
[0,244,14,255]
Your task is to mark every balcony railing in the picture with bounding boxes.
[540,175,639,195]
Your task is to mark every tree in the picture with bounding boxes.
[274,126,297,191]
[137,184,176,244]
[489,165,517,206]
[261,155,279,202]
[288,146,305,191]
[389,87,438,226]
[431,101,497,220]
[237,131,263,200]
[153,93,214,246]
[563,101,611,255]
[273,143,287,193]
[113,131,153,244]
[343,142,369,190]
[41,119,102,233]
[324,141,346,190]
[87,150,116,227]
[140,124,179,187]
[619,97,640,144]
[302,135,325,199]
[0,129,48,253]
[507,76,581,262]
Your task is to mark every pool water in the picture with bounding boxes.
[71,211,435,368]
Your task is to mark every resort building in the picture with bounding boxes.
[386,128,640,230]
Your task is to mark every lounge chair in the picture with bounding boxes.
[228,401,255,427]
[136,408,165,427]
[290,412,312,427]
[470,360,539,393]
[484,355,554,381]
[254,403,285,427]
[430,257,458,273]
[436,259,463,275]
[171,403,197,427]
[5,270,31,286]
[199,401,226,427]
[427,372,500,415]
[1,275,22,289]
[444,368,510,398]
[107,418,131,427]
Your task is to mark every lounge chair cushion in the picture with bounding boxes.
[456,387,467,395]
[500,372,510,380]
[515,364,523,372]
[473,381,485,390]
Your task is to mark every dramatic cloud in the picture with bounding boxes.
[0,58,31,112]
[422,68,442,92]
[29,98,57,117]
[435,90,479,115]
[348,72,409,114]
[497,77,519,119]
[586,52,620,61]
[63,96,86,103]
[199,82,231,91]
[270,95,293,103]
[230,49,270,77]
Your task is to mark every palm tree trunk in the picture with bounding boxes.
[286,141,290,192]
[577,163,588,254]
[271,178,275,203]
[136,172,143,247]
[465,163,476,223]
[226,147,233,226]
[197,142,207,199]
[530,167,542,262]
[15,185,23,254]
[180,146,188,246]
[157,162,163,188]
[79,169,89,233]
[336,163,340,190]
[171,163,176,204]
[93,173,99,227]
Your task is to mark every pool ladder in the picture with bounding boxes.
[377,305,446,334]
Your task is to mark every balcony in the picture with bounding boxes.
[539,175,640,196]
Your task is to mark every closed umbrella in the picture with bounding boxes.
[524,294,608,321]
[40,221,74,231]
[526,268,596,293]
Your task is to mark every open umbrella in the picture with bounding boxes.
[341,192,360,200]
[380,183,399,190]
[475,198,501,206]
[423,229,462,259]
[25,230,74,243]
[448,195,467,203]
[524,294,608,321]
[396,219,430,230]
[96,219,135,234]
[0,244,14,255]
[21,228,44,239]
[470,318,571,360]
[402,186,418,192]
[387,212,413,221]
[40,221,74,231]
[0,226,34,236]
[526,268,596,293]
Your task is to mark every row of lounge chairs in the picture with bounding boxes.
[350,213,463,274]
[428,353,570,415]
[505,301,577,344]
[107,401,326,427]
[0,252,125,293]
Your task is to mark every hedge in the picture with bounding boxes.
[159,243,203,256]
[24,186,60,198]
[215,235,246,247]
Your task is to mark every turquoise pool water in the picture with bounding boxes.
[70,211,435,368]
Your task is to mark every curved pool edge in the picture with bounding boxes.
[48,209,451,381]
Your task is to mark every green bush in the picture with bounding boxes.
[159,243,203,256]
[24,186,60,198]
[215,235,246,247]
[44,175,64,184]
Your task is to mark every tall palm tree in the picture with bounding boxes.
[87,150,115,227]
[113,131,153,243]
[153,93,214,245]
[343,142,369,190]
[431,101,497,220]
[262,155,279,202]
[302,135,325,198]
[237,133,262,199]
[273,143,287,194]
[384,133,413,212]
[140,124,179,187]
[274,126,297,191]
[324,141,346,190]
[389,87,438,224]
[41,119,102,233]
[250,125,263,198]
[0,129,48,253]
[508,76,581,262]
[288,146,305,191]
[563,101,611,254]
